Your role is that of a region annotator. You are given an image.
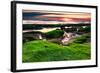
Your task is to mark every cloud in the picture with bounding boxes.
[23,10,91,24]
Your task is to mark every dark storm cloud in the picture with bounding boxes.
[23,12,48,20]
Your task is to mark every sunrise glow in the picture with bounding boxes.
[23,10,91,24]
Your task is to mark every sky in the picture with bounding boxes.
[23,10,91,24]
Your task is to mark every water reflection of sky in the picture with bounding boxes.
[23,10,91,24]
